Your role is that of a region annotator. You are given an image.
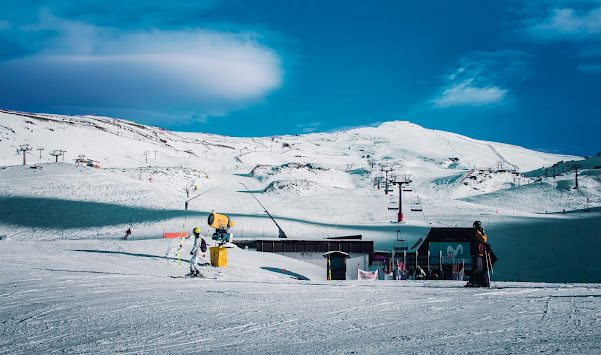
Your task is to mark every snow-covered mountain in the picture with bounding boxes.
[1,109,600,282]
[0,108,588,212]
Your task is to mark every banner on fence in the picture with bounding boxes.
[357,266,379,280]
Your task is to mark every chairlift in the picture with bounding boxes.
[393,239,408,251]
[387,194,399,210]
[403,186,413,192]
[410,195,423,211]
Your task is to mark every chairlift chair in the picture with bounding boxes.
[393,239,408,251]
[410,203,422,212]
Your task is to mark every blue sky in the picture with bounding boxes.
[1,1,600,157]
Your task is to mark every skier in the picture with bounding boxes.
[123,228,131,240]
[466,221,490,287]
[188,227,207,277]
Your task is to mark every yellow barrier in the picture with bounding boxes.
[210,247,227,267]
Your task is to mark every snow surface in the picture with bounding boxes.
[1,110,600,353]
[1,239,601,353]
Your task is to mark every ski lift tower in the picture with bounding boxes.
[50,150,62,162]
[16,144,32,165]
[381,166,393,194]
[391,174,412,223]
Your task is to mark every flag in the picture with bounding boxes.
[397,260,405,280]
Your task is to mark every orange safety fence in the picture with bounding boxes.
[164,232,189,239]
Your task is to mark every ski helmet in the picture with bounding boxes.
[193,227,200,235]
[473,221,482,229]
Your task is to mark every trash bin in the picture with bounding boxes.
[210,246,227,267]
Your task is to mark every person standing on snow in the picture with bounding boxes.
[467,221,490,287]
[189,227,207,277]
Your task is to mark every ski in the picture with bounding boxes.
[170,274,217,279]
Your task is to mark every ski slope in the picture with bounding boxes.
[1,238,600,353]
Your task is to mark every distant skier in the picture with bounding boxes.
[123,228,131,240]
[466,221,490,287]
[188,227,207,277]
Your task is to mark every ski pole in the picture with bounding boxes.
[487,251,496,288]
[485,251,493,288]
[177,217,187,265]
[485,251,491,289]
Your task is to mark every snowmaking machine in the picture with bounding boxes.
[208,212,234,246]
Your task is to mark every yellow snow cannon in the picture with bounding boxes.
[208,212,234,231]
[207,212,234,246]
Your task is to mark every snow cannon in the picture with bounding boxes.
[208,212,234,245]
[208,212,234,230]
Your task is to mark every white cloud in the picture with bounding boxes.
[0,11,283,121]
[578,63,601,72]
[296,122,322,134]
[432,80,507,108]
[524,7,601,41]
[430,50,529,109]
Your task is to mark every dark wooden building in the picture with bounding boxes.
[255,239,373,254]
[238,238,373,280]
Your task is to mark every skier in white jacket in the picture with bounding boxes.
[189,227,207,277]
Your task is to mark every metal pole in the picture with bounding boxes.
[385,170,389,194]
[398,183,403,222]
[403,250,406,279]
[439,250,442,277]
[416,250,418,271]
[392,249,395,280]
[240,183,288,238]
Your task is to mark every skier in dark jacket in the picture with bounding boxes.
[467,221,490,287]
[123,228,131,240]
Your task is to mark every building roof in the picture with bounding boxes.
[323,251,349,258]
